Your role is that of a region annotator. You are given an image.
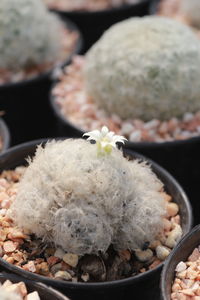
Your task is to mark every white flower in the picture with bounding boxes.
[83,126,127,155]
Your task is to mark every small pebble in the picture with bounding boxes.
[54,270,72,281]
[175,262,187,273]
[135,249,153,262]
[63,253,79,267]
[156,245,170,261]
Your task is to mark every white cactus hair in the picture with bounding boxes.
[0,0,63,71]
[84,16,200,121]
[10,139,166,255]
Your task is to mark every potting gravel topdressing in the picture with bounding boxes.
[0,279,40,300]
[0,134,183,283]
[171,248,200,299]
[43,0,143,11]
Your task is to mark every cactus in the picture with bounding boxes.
[181,0,200,28]
[0,0,63,71]
[10,136,166,256]
[84,16,200,121]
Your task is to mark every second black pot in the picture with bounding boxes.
[0,138,192,300]
[161,224,200,300]
[51,0,151,52]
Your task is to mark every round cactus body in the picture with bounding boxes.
[181,0,200,28]
[84,16,200,121]
[10,139,165,255]
[0,0,63,71]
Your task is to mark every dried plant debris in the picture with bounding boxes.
[0,165,181,283]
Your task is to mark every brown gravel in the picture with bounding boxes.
[0,26,79,85]
[171,247,200,300]
[44,0,141,12]
[52,56,200,143]
[0,166,182,283]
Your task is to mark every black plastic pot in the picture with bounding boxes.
[0,272,69,299]
[50,90,200,227]
[149,0,160,14]
[0,19,83,146]
[0,117,10,152]
[0,138,192,300]
[161,224,200,300]
[50,0,151,52]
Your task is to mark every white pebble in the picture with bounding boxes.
[135,249,153,262]
[54,271,72,281]
[54,248,65,259]
[183,112,194,122]
[156,245,170,261]
[175,261,187,273]
[129,130,142,142]
[26,291,40,300]
[165,224,182,248]
[121,122,135,135]
[144,119,160,129]
[63,253,79,267]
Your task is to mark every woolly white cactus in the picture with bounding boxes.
[0,0,63,71]
[10,136,166,255]
[84,16,200,121]
[181,0,200,28]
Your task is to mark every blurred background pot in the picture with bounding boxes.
[50,0,151,52]
[0,139,192,300]
[0,19,83,146]
[0,272,69,300]
[0,117,10,152]
[149,0,160,14]
[161,224,200,300]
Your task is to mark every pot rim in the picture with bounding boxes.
[0,272,69,299]
[49,0,151,15]
[160,224,200,300]
[50,91,200,149]
[0,17,83,91]
[0,138,193,290]
[0,118,10,152]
